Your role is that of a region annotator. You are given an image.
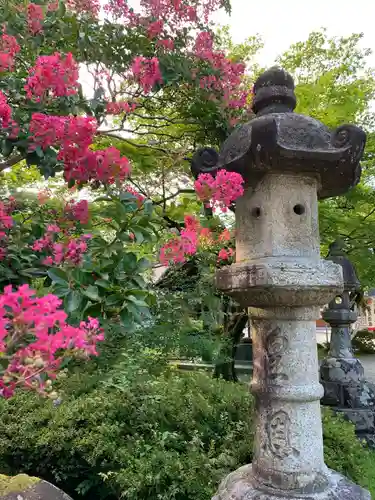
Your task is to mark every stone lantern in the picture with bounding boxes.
[320,240,375,446]
[191,67,368,500]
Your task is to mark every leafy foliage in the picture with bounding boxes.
[352,329,375,354]
[0,360,253,500]
[323,408,375,493]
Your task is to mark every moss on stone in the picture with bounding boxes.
[0,474,40,495]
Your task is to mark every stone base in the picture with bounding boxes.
[0,474,72,500]
[212,465,370,500]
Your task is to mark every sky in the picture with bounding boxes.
[212,0,375,67]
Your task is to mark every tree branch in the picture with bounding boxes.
[0,154,25,172]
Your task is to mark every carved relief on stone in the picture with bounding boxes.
[264,410,300,459]
[265,327,288,383]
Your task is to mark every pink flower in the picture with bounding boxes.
[156,39,174,51]
[105,101,137,115]
[0,285,104,398]
[25,53,79,102]
[0,33,20,72]
[37,189,52,204]
[66,0,100,16]
[193,31,214,61]
[180,229,198,256]
[218,248,229,261]
[160,237,185,266]
[64,200,89,224]
[27,3,44,34]
[195,170,244,210]
[218,247,234,262]
[218,228,231,242]
[0,91,12,129]
[147,19,164,38]
[131,56,163,94]
[184,215,199,231]
[47,224,60,233]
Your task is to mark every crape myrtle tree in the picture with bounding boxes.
[0,0,253,396]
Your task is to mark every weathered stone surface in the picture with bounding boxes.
[213,465,371,500]
[0,475,72,500]
[320,357,364,385]
[216,259,342,308]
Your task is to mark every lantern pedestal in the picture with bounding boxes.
[213,465,369,500]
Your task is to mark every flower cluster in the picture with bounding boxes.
[0,198,15,261]
[64,199,89,225]
[0,91,12,129]
[0,33,20,72]
[217,247,234,262]
[0,284,104,398]
[28,113,131,185]
[105,101,137,115]
[105,0,224,50]
[29,113,97,151]
[32,225,91,266]
[156,38,174,50]
[194,169,244,211]
[131,56,163,94]
[66,0,100,16]
[64,146,131,185]
[25,53,79,101]
[193,31,251,112]
[27,3,44,35]
[160,215,235,266]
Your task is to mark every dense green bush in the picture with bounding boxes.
[322,409,375,494]
[0,353,375,500]
[0,366,253,500]
[352,329,375,354]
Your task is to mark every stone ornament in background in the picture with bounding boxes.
[192,67,369,499]
[320,240,375,447]
[0,474,73,500]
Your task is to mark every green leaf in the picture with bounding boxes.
[143,199,153,216]
[83,302,103,318]
[52,283,70,298]
[48,268,69,285]
[124,295,149,308]
[71,268,91,285]
[19,268,46,278]
[137,257,150,272]
[83,285,100,301]
[122,252,137,271]
[105,293,123,306]
[132,229,144,244]
[95,279,111,289]
[2,140,14,158]
[65,290,83,313]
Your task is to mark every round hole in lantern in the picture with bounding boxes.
[293,204,305,215]
[252,207,261,218]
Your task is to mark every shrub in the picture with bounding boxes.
[0,368,253,500]
[352,329,375,354]
[323,408,375,494]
